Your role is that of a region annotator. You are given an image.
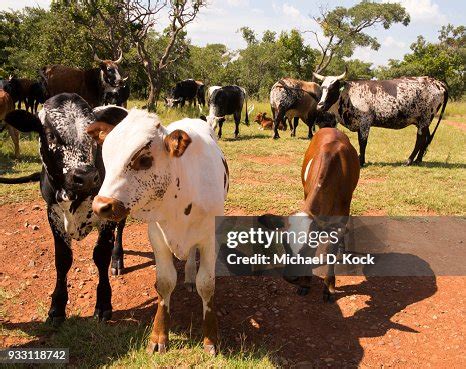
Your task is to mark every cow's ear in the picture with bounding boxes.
[93,106,128,126]
[86,121,116,145]
[5,110,42,133]
[164,130,192,157]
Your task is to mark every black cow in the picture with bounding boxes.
[207,85,249,138]
[103,83,130,108]
[164,79,204,108]
[314,71,448,166]
[3,93,129,324]
[28,81,47,114]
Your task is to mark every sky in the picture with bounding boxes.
[1,0,464,67]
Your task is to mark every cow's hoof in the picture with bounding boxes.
[297,286,310,296]
[146,341,167,354]
[184,282,196,293]
[111,259,124,276]
[273,135,280,140]
[46,315,65,327]
[204,344,216,356]
[323,291,335,303]
[93,308,112,322]
[405,159,413,166]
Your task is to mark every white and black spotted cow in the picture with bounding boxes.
[3,93,129,324]
[87,111,228,355]
[207,85,249,138]
[314,70,449,166]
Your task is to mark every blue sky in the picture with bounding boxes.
[1,0,464,67]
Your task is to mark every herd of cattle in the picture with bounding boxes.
[0,50,450,355]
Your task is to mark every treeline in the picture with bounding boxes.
[0,1,464,103]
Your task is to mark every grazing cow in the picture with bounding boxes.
[270,78,322,139]
[314,70,448,166]
[0,89,18,157]
[207,85,249,138]
[254,112,286,131]
[4,77,35,111]
[88,111,228,355]
[164,79,204,108]
[286,128,360,300]
[3,93,129,324]
[196,80,206,106]
[28,81,47,114]
[40,50,126,108]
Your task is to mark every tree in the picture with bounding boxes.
[308,0,410,74]
[239,26,258,46]
[376,25,465,99]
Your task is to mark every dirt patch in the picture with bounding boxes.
[241,154,293,165]
[1,201,465,367]
[443,120,466,132]
[362,209,388,216]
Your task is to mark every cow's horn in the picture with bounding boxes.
[115,48,123,64]
[93,52,103,64]
[336,66,348,80]
[312,71,325,81]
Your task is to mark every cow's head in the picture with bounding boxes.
[3,77,21,102]
[94,49,126,88]
[88,110,192,222]
[313,67,347,112]
[4,93,128,203]
[164,96,182,108]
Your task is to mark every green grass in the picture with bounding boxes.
[444,96,466,123]
[1,99,465,214]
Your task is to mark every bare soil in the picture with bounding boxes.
[1,202,465,367]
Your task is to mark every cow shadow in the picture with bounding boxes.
[365,161,466,169]
[2,253,437,367]
[121,249,155,274]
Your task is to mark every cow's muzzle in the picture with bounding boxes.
[316,102,326,111]
[67,165,101,193]
[92,196,129,221]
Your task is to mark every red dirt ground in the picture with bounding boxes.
[1,202,465,367]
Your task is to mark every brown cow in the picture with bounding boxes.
[0,90,19,158]
[286,128,360,301]
[270,78,322,139]
[254,112,286,130]
[41,50,126,108]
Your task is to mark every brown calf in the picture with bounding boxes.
[0,90,18,158]
[254,112,286,131]
[289,128,360,300]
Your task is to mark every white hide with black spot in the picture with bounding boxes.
[98,109,227,260]
[333,77,447,139]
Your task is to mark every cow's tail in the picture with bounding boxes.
[244,90,249,126]
[0,171,41,184]
[427,86,448,148]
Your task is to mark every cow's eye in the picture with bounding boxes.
[46,132,55,141]
[137,155,153,170]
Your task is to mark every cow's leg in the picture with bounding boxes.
[414,126,431,163]
[111,218,126,276]
[46,210,72,326]
[233,112,240,138]
[291,117,299,137]
[273,109,285,139]
[93,223,115,321]
[197,236,217,355]
[7,125,20,158]
[147,223,177,354]
[306,116,316,140]
[406,126,428,165]
[184,247,197,292]
[357,128,369,167]
[217,118,225,139]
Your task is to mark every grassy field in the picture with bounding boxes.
[0,99,465,367]
[1,99,465,215]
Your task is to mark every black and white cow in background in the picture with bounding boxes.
[3,93,129,324]
[103,82,130,108]
[207,85,249,138]
[314,69,448,166]
[164,79,205,108]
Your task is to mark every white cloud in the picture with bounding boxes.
[390,0,448,25]
[0,0,49,11]
[226,0,249,7]
[282,3,300,18]
[383,36,406,48]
